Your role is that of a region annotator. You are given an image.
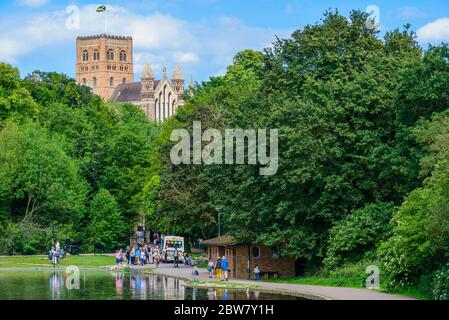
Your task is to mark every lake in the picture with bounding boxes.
[0,270,303,300]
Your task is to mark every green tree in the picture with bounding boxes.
[0,63,39,124]
[0,122,87,223]
[86,189,126,251]
[379,111,449,292]
[324,202,395,269]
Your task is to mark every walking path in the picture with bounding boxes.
[140,264,415,300]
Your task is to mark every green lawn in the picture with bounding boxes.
[264,276,364,289]
[0,255,114,269]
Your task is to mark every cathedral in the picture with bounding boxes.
[76,34,189,121]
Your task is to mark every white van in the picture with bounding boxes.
[162,236,184,263]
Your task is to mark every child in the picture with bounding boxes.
[254,265,261,281]
[192,265,199,279]
[115,250,121,269]
[207,259,215,278]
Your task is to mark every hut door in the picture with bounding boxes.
[225,248,236,278]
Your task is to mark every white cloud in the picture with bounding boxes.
[0,4,289,80]
[417,18,449,43]
[17,0,48,7]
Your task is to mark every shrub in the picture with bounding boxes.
[432,264,449,300]
[324,202,394,269]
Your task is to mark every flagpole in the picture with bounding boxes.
[104,9,108,34]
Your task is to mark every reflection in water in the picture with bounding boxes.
[49,272,64,300]
[0,271,303,300]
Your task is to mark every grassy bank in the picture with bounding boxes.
[0,255,114,269]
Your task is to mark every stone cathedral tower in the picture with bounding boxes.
[76,34,188,121]
[76,34,134,100]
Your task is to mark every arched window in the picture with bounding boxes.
[93,50,100,61]
[122,78,126,84]
[82,78,86,85]
[107,49,115,61]
[93,77,97,87]
[252,246,260,259]
[168,92,172,117]
[82,50,88,62]
[120,50,127,62]
[109,77,114,87]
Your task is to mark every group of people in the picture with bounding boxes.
[206,256,262,281]
[48,241,64,265]
[207,256,230,281]
[114,245,163,269]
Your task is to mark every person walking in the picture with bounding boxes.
[174,248,179,268]
[130,247,136,265]
[125,246,130,265]
[140,249,146,266]
[254,265,261,281]
[114,250,121,269]
[154,250,160,268]
[135,246,141,266]
[215,256,222,280]
[221,256,229,281]
[51,247,58,266]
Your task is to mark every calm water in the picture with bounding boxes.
[0,271,302,300]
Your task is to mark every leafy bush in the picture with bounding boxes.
[432,264,449,300]
[324,202,394,269]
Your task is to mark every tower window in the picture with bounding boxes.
[93,77,97,87]
[120,50,127,62]
[110,77,114,87]
[82,50,89,62]
[82,78,86,85]
[107,49,115,61]
[93,50,100,61]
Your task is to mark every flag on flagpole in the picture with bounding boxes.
[96,5,106,12]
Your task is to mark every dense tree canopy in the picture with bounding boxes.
[0,64,159,254]
[148,11,449,297]
[1,9,449,298]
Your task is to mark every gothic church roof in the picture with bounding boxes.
[111,81,160,102]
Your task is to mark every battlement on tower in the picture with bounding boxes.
[76,34,133,41]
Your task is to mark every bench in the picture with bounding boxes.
[259,271,280,279]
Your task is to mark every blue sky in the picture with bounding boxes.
[1,0,449,82]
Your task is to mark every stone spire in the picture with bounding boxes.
[172,64,184,80]
[141,64,154,79]
[162,66,167,79]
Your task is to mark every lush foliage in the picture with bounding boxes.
[0,65,159,254]
[148,10,449,297]
[2,9,449,299]
[378,111,449,298]
[324,202,394,269]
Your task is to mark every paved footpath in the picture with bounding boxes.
[137,264,415,300]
